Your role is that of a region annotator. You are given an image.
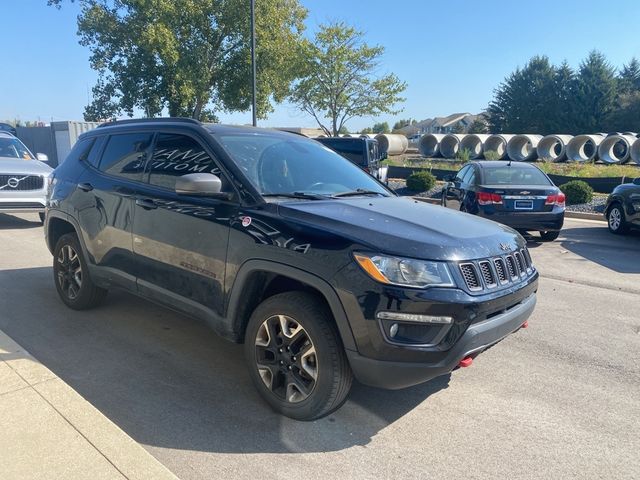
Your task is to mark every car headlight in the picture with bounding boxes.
[354,253,455,288]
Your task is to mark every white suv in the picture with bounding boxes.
[0,132,52,223]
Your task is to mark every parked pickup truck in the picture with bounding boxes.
[316,136,388,184]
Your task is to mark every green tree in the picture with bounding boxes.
[618,58,640,94]
[372,122,390,134]
[360,127,373,134]
[467,118,488,133]
[450,122,465,134]
[573,50,617,132]
[487,55,557,134]
[392,119,413,130]
[288,22,406,136]
[49,0,308,121]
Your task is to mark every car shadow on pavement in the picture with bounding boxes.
[555,226,640,273]
[0,266,450,454]
[0,214,42,229]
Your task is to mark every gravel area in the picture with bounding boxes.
[389,178,608,214]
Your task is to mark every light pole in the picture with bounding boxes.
[250,0,257,127]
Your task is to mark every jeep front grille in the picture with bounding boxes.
[458,248,534,292]
[0,175,44,191]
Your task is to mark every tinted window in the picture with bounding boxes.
[462,167,476,185]
[147,133,226,191]
[455,165,470,182]
[217,134,389,197]
[66,137,95,164]
[0,135,34,160]
[482,166,551,186]
[317,139,366,167]
[99,133,153,181]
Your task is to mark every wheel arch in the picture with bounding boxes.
[226,260,356,351]
[46,210,81,254]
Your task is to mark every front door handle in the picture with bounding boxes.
[135,198,158,210]
[78,182,93,192]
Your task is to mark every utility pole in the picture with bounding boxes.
[250,0,257,127]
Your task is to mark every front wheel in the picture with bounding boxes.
[607,204,629,234]
[53,233,107,310]
[539,231,560,242]
[244,292,353,421]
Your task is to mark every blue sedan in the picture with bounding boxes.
[441,161,565,241]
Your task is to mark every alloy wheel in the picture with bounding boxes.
[254,314,318,403]
[609,207,622,231]
[56,244,82,300]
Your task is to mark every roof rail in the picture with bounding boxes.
[97,117,201,128]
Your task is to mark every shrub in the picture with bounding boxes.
[406,170,436,192]
[483,150,501,160]
[455,148,472,162]
[560,180,593,205]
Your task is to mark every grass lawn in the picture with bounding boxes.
[385,155,640,178]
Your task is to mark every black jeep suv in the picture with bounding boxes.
[45,118,538,420]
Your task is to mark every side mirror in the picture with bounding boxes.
[175,173,231,199]
[36,153,49,162]
[633,177,640,186]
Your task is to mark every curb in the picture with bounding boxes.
[412,197,607,222]
[0,329,178,480]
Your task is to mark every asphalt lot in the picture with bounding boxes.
[0,213,638,480]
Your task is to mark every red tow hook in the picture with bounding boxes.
[521,320,529,329]
[458,356,473,368]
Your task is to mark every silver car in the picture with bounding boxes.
[0,132,53,223]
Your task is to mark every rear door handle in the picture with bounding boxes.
[78,182,93,192]
[135,198,158,210]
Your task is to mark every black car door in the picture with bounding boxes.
[442,165,471,210]
[131,130,238,322]
[74,132,153,290]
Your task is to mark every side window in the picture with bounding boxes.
[463,167,476,185]
[65,137,95,164]
[98,133,153,181]
[455,165,470,182]
[147,133,227,191]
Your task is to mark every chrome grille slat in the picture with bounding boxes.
[505,255,518,278]
[478,261,496,287]
[494,258,508,283]
[514,252,525,276]
[459,263,481,291]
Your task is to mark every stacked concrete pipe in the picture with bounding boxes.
[484,134,514,159]
[439,134,465,158]
[537,135,574,162]
[565,134,604,162]
[630,137,640,165]
[360,134,378,139]
[506,134,543,161]
[375,133,408,155]
[597,134,637,164]
[459,134,491,159]
[418,134,445,157]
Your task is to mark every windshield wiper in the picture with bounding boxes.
[262,192,327,200]
[332,189,389,198]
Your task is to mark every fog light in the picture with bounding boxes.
[376,312,453,324]
[389,323,399,338]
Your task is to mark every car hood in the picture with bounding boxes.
[278,196,525,261]
[0,157,53,175]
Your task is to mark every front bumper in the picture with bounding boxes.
[478,210,564,232]
[346,292,536,389]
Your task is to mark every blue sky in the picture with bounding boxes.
[2,0,640,130]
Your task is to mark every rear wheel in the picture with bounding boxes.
[244,291,352,421]
[607,203,628,234]
[53,233,107,310]
[539,230,560,241]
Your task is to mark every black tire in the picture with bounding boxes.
[244,291,353,421]
[607,203,629,234]
[38,212,45,224]
[53,233,107,310]
[539,230,560,242]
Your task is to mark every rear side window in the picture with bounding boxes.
[65,137,95,164]
[147,133,227,191]
[455,165,470,182]
[462,167,476,185]
[98,133,153,181]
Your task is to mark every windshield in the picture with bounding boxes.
[0,136,34,160]
[216,134,390,197]
[482,166,551,186]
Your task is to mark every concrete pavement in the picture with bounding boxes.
[0,213,639,480]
